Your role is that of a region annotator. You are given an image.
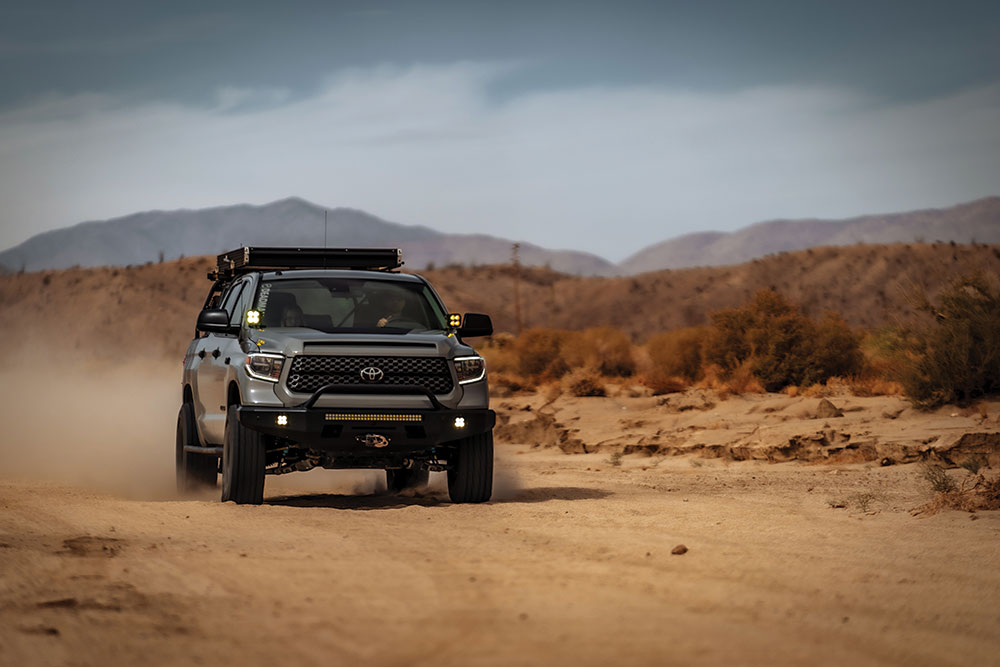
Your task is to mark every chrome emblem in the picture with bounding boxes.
[360,366,384,382]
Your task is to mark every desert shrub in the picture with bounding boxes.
[844,375,904,397]
[478,332,518,374]
[899,274,1000,408]
[646,327,707,382]
[916,473,1000,514]
[862,327,911,377]
[704,290,863,392]
[921,464,957,494]
[806,313,864,385]
[644,374,690,395]
[840,328,910,396]
[489,372,532,395]
[959,456,987,475]
[513,328,571,380]
[698,361,765,398]
[563,327,635,377]
[564,368,606,397]
[512,327,635,382]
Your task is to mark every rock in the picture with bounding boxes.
[882,408,904,419]
[815,399,844,419]
[671,544,688,555]
[879,457,895,466]
[657,390,716,412]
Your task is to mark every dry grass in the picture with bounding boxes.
[844,375,905,397]
[698,362,765,399]
[915,473,1000,515]
[643,374,691,396]
[564,369,606,397]
[921,464,958,493]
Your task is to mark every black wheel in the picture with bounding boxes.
[447,430,494,503]
[385,468,430,493]
[176,403,218,493]
[221,406,267,505]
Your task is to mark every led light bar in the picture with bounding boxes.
[324,413,423,422]
[211,247,403,279]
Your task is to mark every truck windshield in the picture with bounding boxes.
[253,278,449,333]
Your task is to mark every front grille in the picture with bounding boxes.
[286,355,454,395]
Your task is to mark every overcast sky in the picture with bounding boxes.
[1,0,998,260]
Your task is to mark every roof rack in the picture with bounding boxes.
[209,247,404,280]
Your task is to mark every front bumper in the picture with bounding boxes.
[237,405,495,451]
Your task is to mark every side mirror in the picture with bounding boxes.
[197,308,238,335]
[458,313,493,338]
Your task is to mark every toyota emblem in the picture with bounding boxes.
[360,366,384,382]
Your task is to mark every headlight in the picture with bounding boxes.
[453,356,486,384]
[245,353,285,382]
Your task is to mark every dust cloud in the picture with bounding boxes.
[0,361,179,499]
[0,360,520,503]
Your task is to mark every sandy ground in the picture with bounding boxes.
[1,368,999,666]
[495,386,1000,465]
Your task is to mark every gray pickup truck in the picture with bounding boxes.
[176,247,495,504]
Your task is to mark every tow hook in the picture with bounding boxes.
[358,433,390,448]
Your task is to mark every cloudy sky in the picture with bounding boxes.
[1,0,998,260]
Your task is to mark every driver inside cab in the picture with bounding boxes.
[376,293,406,328]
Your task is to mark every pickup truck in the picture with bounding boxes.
[176,247,495,504]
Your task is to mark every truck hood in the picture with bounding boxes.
[246,329,475,358]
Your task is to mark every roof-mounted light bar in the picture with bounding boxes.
[209,247,403,280]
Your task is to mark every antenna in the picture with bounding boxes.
[324,209,328,248]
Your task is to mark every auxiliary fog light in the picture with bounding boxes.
[454,417,466,428]
[276,415,288,426]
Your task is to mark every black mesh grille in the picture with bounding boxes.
[287,355,454,395]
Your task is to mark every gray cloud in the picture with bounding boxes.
[1,62,997,260]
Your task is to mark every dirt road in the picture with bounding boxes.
[2,450,998,667]
[1,366,998,666]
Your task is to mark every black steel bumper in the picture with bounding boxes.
[237,404,495,451]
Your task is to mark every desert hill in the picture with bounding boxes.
[2,241,997,363]
[0,197,617,276]
[624,197,1000,272]
[2,197,998,278]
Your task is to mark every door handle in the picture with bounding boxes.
[212,349,221,359]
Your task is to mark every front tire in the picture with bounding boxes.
[447,431,494,503]
[385,468,430,493]
[221,406,267,505]
[176,403,217,493]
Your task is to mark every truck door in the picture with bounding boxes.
[196,280,247,444]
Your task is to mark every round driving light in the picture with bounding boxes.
[276,414,288,426]
[454,417,466,428]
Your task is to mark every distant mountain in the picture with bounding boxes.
[3,196,998,277]
[0,197,618,276]
[623,197,1000,273]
